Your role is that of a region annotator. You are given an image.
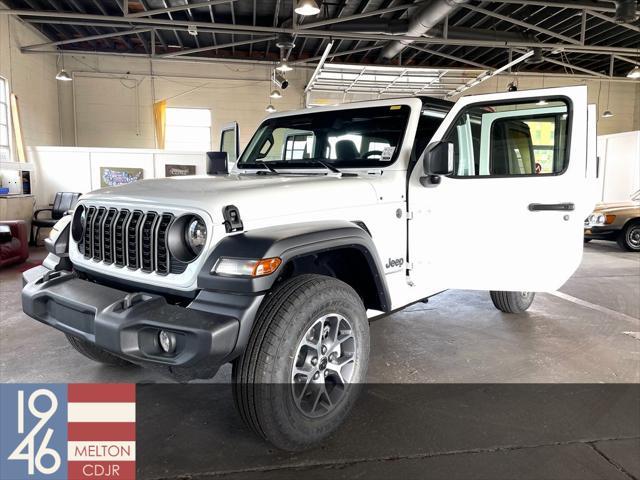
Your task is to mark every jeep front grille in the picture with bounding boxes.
[78,206,186,275]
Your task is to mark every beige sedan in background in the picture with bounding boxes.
[584,190,640,252]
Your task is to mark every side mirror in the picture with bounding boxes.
[206,151,228,175]
[423,141,454,176]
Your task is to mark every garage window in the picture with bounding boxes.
[165,108,211,151]
[0,77,10,162]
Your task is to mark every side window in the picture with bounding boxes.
[445,100,569,177]
[220,124,238,162]
[284,133,314,160]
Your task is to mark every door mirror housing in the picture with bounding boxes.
[206,151,228,175]
[423,141,454,176]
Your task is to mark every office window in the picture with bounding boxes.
[165,108,211,151]
[0,77,10,162]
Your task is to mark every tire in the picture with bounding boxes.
[490,291,535,313]
[66,334,134,367]
[232,274,369,451]
[616,220,640,252]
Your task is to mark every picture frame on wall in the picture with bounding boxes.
[100,167,144,187]
[165,164,197,177]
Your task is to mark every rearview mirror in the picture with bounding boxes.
[423,141,454,176]
[206,151,228,175]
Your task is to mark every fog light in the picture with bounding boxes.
[158,330,176,353]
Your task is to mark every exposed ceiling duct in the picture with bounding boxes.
[614,0,639,22]
[379,0,469,60]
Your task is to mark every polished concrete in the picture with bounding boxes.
[1,241,638,478]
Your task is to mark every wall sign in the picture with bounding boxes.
[165,164,196,177]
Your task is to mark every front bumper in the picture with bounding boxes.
[584,225,619,240]
[22,266,243,379]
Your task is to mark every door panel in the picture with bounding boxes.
[408,86,595,296]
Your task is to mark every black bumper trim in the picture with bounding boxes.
[22,267,246,378]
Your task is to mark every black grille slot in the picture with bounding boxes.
[77,206,188,275]
[92,208,106,261]
[83,206,96,258]
[114,210,129,266]
[156,214,173,275]
[126,211,143,270]
[141,212,159,272]
[102,209,117,264]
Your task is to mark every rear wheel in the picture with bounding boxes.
[616,220,640,252]
[66,334,134,367]
[490,291,535,313]
[232,274,369,451]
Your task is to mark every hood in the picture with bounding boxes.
[81,173,380,223]
[594,200,640,213]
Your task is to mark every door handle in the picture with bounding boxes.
[528,203,575,212]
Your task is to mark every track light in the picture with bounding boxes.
[602,110,614,118]
[187,25,198,36]
[270,89,282,99]
[276,60,293,72]
[627,65,640,79]
[273,72,289,90]
[265,104,276,113]
[56,69,72,82]
[295,0,320,16]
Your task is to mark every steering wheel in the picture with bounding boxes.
[363,150,383,159]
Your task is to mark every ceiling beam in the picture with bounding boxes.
[299,1,427,29]
[512,48,607,77]
[161,36,277,58]
[485,1,639,15]
[23,27,153,50]
[4,9,640,57]
[460,4,582,45]
[127,0,236,18]
[408,45,492,70]
[585,9,640,33]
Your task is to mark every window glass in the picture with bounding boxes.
[165,107,211,151]
[0,77,9,163]
[237,105,410,169]
[221,128,237,161]
[444,100,569,177]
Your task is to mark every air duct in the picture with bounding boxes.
[614,0,639,22]
[380,0,468,60]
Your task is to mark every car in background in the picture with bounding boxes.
[584,190,640,251]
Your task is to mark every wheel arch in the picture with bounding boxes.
[197,220,391,312]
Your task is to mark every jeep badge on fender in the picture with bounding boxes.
[21,86,596,451]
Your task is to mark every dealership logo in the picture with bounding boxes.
[1,384,135,480]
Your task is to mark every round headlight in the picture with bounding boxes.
[71,205,85,242]
[596,214,606,224]
[185,217,207,255]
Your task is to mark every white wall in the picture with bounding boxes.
[59,55,310,150]
[597,131,640,203]
[0,16,60,147]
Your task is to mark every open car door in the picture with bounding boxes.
[408,86,597,297]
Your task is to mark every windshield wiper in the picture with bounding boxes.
[301,159,342,174]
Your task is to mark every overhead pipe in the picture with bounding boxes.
[379,0,468,60]
[614,0,639,22]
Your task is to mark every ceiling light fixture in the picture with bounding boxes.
[188,25,198,36]
[602,80,614,118]
[627,65,640,79]
[56,52,72,82]
[276,60,293,72]
[295,0,320,16]
[602,110,614,118]
[270,89,282,99]
[265,104,276,113]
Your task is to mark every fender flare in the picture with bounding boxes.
[197,220,391,312]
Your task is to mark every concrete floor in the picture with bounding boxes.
[1,241,639,478]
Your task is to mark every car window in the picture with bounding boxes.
[444,100,569,177]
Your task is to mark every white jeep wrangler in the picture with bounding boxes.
[22,86,596,450]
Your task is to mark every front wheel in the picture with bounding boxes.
[232,274,369,451]
[616,220,640,252]
[490,291,535,313]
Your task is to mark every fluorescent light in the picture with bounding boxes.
[627,65,640,79]
[265,104,276,113]
[56,69,72,81]
[295,0,320,16]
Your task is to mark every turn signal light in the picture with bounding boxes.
[604,215,616,225]
[213,257,282,277]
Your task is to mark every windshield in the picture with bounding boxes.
[237,105,411,169]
